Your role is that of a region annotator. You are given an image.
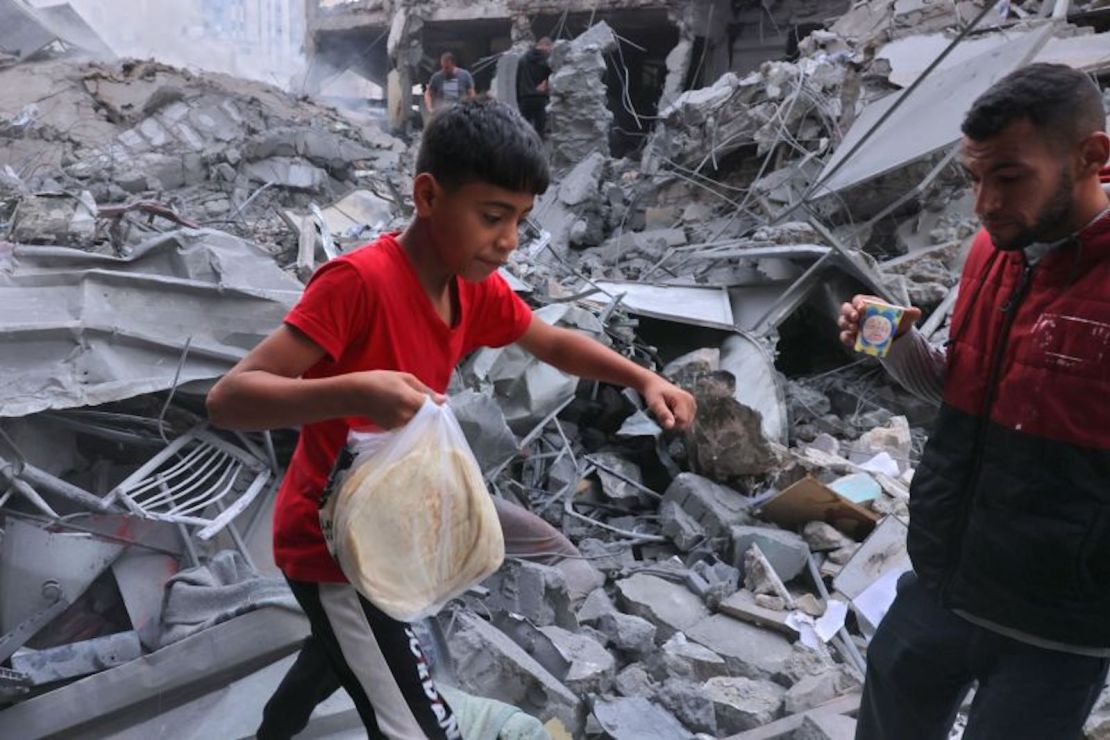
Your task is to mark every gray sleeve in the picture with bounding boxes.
[879,327,947,406]
[428,72,442,94]
[462,69,475,90]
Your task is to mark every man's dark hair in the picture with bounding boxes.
[440,51,454,64]
[962,63,1105,148]
[417,97,550,195]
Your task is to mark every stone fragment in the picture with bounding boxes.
[539,625,616,695]
[686,558,741,608]
[686,614,794,681]
[659,633,729,683]
[555,558,606,606]
[657,678,718,735]
[795,712,858,740]
[686,374,777,479]
[803,521,856,552]
[703,675,786,734]
[744,544,794,606]
[615,574,709,643]
[481,560,577,629]
[593,452,645,503]
[447,613,580,730]
[794,593,826,618]
[591,696,694,740]
[730,526,810,582]
[663,473,753,539]
[660,500,706,551]
[784,668,858,714]
[755,594,786,611]
[615,663,657,698]
[828,545,859,565]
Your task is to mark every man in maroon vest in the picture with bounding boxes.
[839,63,1110,739]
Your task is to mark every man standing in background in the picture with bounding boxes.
[516,37,553,138]
[425,52,475,117]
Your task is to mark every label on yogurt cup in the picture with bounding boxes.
[854,300,906,358]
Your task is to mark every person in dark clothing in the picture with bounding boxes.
[516,37,553,138]
[838,63,1110,740]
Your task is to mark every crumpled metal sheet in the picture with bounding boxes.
[0,228,303,418]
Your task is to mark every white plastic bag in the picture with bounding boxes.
[319,400,504,622]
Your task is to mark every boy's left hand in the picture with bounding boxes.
[642,377,696,431]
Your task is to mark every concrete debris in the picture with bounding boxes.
[591,696,694,740]
[795,711,859,740]
[658,677,719,734]
[614,663,657,699]
[5,1,1103,736]
[783,667,860,714]
[616,573,710,644]
[686,373,779,481]
[546,22,618,169]
[703,675,787,734]
[658,633,730,683]
[538,625,616,695]
[686,614,796,681]
[733,527,812,584]
[447,612,581,731]
[663,472,754,540]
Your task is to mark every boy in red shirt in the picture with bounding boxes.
[206,99,695,738]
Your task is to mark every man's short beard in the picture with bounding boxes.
[991,168,1074,251]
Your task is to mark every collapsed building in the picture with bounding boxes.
[2,0,1110,738]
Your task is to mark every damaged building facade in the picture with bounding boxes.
[2,0,1110,738]
[303,0,853,144]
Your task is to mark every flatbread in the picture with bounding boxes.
[327,441,504,622]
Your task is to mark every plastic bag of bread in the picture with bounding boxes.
[319,400,504,622]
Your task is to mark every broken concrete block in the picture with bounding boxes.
[555,558,606,606]
[482,560,577,629]
[598,612,657,656]
[539,625,616,696]
[703,675,786,734]
[730,526,810,582]
[686,373,777,480]
[658,678,718,735]
[450,389,519,473]
[593,452,645,503]
[577,538,636,574]
[783,667,858,714]
[662,348,719,384]
[756,594,787,611]
[576,588,656,655]
[687,558,741,608]
[591,696,693,740]
[615,574,709,643]
[660,633,729,683]
[663,473,753,539]
[686,614,795,681]
[660,500,707,551]
[743,544,795,610]
[794,593,826,618]
[803,521,856,553]
[557,150,605,207]
[547,23,617,168]
[795,712,858,740]
[577,588,615,625]
[447,613,580,730]
[615,663,657,699]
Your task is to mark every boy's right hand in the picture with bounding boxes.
[837,295,921,348]
[346,371,446,429]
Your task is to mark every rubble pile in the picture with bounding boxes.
[1,0,1109,737]
[0,57,408,257]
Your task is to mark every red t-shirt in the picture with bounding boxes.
[274,233,533,582]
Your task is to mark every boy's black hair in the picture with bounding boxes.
[416,97,550,195]
[962,63,1105,150]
